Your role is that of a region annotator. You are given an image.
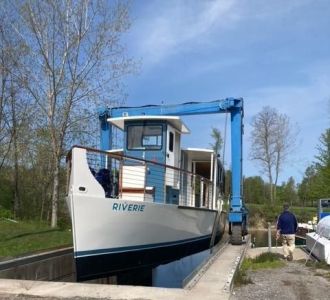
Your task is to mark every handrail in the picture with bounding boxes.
[67,145,212,184]
[67,144,217,209]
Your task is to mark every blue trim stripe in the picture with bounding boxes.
[75,234,212,258]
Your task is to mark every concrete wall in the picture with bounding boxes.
[0,248,75,282]
[0,247,116,284]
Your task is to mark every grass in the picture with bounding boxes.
[234,267,253,286]
[234,252,285,286]
[305,260,330,270]
[0,219,72,260]
[242,252,285,270]
[304,260,330,281]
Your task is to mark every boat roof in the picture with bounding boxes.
[107,116,190,134]
[182,148,215,161]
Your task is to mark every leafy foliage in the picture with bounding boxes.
[244,176,266,204]
[243,128,330,210]
[209,127,223,155]
[298,129,330,204]
[247,203,316,225]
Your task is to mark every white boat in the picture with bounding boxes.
[306,216,330,264]
[66,116,226,281]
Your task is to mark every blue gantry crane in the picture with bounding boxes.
[98,98,248,245]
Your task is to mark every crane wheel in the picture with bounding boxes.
[231,224,242,245]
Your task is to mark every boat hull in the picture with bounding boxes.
[67,195,223,281]
[306,232,330,264]
[76,233,215,281]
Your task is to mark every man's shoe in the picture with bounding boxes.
[288,254,293,261]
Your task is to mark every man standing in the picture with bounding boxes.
[276,203,298,261]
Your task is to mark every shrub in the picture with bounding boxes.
[0,207,12,219]
[57,215,71,230]
[246,203,317,225]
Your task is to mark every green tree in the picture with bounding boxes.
[243,176,265,204]
[314,129,330,197]
[315,129,330,168]
[298,165,319,207]
[281,177,298,206]
[298,129,330,206]
[210,127,223,156]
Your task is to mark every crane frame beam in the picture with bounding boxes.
[99,97,247,233]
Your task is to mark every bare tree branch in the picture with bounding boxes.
[8,0,135,226]
[249,106,297,203]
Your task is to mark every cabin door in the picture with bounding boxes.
[166,125,180,187]
[194,161,211,208]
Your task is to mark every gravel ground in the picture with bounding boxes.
[0,296,102,300]
[231,261,330,300]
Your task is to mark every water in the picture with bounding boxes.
[152,249,210,288]
[115,248,212,288]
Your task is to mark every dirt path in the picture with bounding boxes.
[231,261,330,300]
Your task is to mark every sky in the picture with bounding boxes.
[122,0,330,184]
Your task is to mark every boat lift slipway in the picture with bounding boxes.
[98,98,248,245]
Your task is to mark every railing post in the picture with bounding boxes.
[119,157,123,198]
[200,178,204,208]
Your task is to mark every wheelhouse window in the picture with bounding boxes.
[169,132,174,152]
[127,125,162,150]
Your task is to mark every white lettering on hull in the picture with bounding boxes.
[112,202,145,212]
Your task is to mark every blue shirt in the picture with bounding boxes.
[277,211,298,234]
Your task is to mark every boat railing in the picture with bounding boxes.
[67,145,215,210]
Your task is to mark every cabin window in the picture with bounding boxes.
[127,125,162,150]
[169,132,174,152]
